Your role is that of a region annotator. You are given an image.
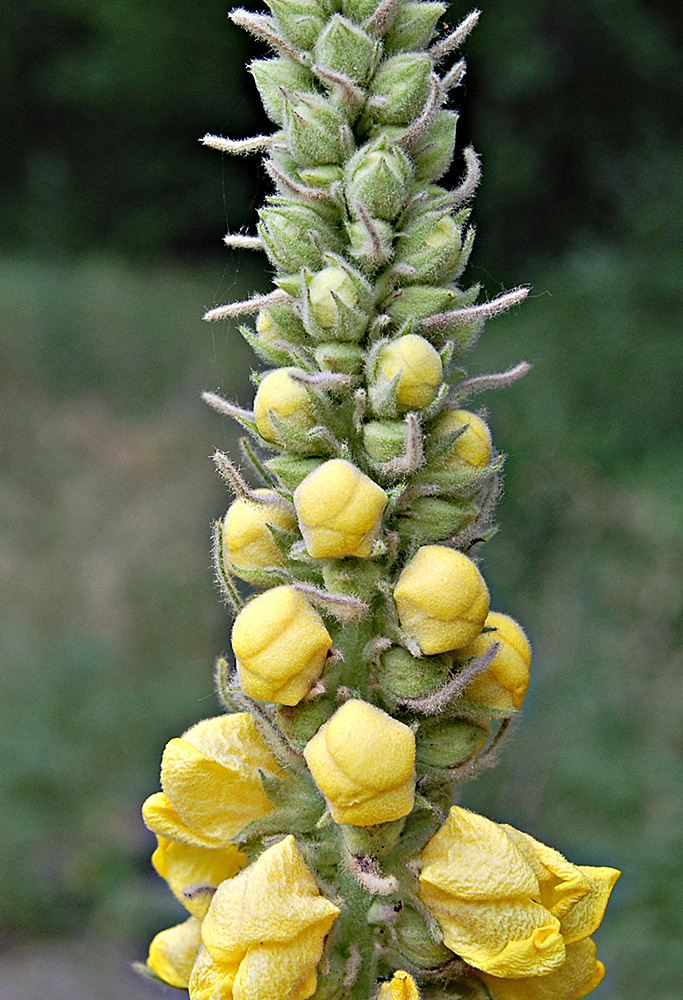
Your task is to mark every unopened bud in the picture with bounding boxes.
[222,490,297,579]
[416,717,487,768]
[375,334,443,411]
[431,409,492,470]
[363,420,409,462]
[394,211,467,284]
[267,0,326,50]
[378,646,451,701]
[259,199,343,273]
[340,0,379,23]
[284,92,347,165]
[346,215,394,267]
[345,138,413,221]
[413,111,458,182]
[394,545,489,654]
[314,15,378,85]
[256,306,308,346]
[385,2,446,53]
[366,54,432,127]
[249,58,315,126]
[393,906,453,969]
[254,367,317,446]
[396,495,476,544]
[387,285,461,326]
[299,165,344,188]
[460,611,531,712]
[314,342,364,374]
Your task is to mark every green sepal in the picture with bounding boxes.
[363,419,408,462]
[267,409,332,456]
[364,53,432,127]
[341,0,384,25]
[346,215,395,269]
[345,135,414,221]
[266,454,326,489]
[413,110,459,182]
[236,777,325,844]
[314,14,380,84]
[376,645,451,701]
[390,904,453,969]
[227,563,293,588]
[266,0,328,50]
[284,92,348,166]
[386,284,463,326]
[240,325,301,367]
[416,717,489,768]
[413,459,502,499]
[259,198,344,273]
[395,495,477,544]
[299,164,344,188]
[315,342,365,374]
[265,522,302,559]
[249,57,315,126]
[276,697,338,748]
[384,2,447,53]
[256,302,310,346]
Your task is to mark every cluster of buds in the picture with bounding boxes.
[139,2,619,999]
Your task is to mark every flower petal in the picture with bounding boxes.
[147,916,202,989]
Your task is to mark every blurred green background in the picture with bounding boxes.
[1,0,681,997]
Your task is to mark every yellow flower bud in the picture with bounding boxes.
[309,265,358,328]
[254,367,316,444]
[256,308,283,344]
[304,699,415,826]
[393,545,489,654]
[293,459,388,558]
[461,611,532,711]
[222,491,297,579]
[432,409,492,469]
[147,916,202,990]
[377,334,443,410]
[188,835,340,1000]
[231,585,333,705]
[379,970,421,1000]
[419,806,620,980]
[478,938,605,1000]
[142,713,283,860]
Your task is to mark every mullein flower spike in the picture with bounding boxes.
[140,1,619,997]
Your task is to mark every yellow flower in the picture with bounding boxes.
[308,265,358,328]
[142,713,285,914]
[478,938,606,1000]
[147,916,202,989]
[231,585,333,705]
[379,970,421,1000]
[419,807,620,980]
[187,835,340,1000]
[304,699,415,826]
[254,368,316,444]
[377,334,443,410]
[431,409,492,469]
[293,459,388,558]
[460,611,531,711]
[393,545,489,654]
[222,490,297,579]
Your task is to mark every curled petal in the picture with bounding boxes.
[147,916,202,990]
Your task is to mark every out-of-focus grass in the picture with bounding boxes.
[0,247,681,999]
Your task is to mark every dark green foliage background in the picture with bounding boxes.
[0,1,681,997]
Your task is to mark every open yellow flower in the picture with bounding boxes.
[419,807,619,980]
[393,545,489,654]
[231,585,333,704]
[142,713,285,915]
[187,835,340,1000]
[304,699,415,826]
[478,937,606,1000]
[147,916,202,989]
[460,611,531,712]
[222,491,297,578]
[293,458,388,558]
[379,970,421,1000]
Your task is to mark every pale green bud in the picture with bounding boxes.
[284,92,347,166]
[413,111,458,182]
[249,58,315,127]
[378,646,451,701]
[299,165,344,188]
[363,419,408,462]
[393,905,453,968]
[346,215,395,267]
[345,137,413,221]
[384,2,446,53]
[266,454,325,490]
[366,54,432,127]
[394,210,469,284]
[314,15,379,85]
[267,0,327,50]
[314,342,364,374]
[256,305,308,346]
[396,496,476,544]
[259,199,343,273]
[305,263,371,342]
[386,285,461,325]
[416,717,488,768]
